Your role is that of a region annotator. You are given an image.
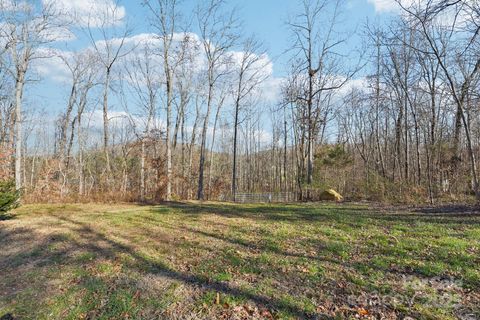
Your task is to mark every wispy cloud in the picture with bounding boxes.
[367,0,403,13]
[42,0,126,27]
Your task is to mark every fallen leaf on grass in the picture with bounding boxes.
[296,265,309,273]
[316,305,327,313]
[243,305,252,313]
[133,290,140,300]
[357,307,369,316]
[260,309,273,319]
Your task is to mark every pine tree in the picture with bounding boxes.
[0,180,20,216]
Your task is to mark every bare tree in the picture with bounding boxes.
[287,0,357,190]
[396,0,480,200]
[56,50,97,196]
[231,37,269,201]
[144,0,185,201]
[174,37,199,198]
[196,0,239,200]
[86,1,132,179]
[123,44,161,201]
[0,0,65,190]
[75,52,98,196]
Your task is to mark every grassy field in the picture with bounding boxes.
[1,202,479,319]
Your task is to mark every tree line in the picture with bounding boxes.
[0,0,479,204]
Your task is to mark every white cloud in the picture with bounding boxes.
[103,33,159,48]
[367,0,447,14]
[0,0,31,11]
[228,51,273,77]
[337,77,369,96]
[223,50,278,104]
[33,32,183,86]
[94,32,201,60]
[367,0,474,24]
[39,24,76,42]
[89,110,151,130]
[34,30,281,125]
[260,76,283,103]
[368,0,396,13]
[42,0,126,27]
[0,0,12,7]
[31,48,73,83]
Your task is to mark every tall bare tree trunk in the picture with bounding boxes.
[103,68,111,177]
[207,101,223,199]
[140,138,146,201]
[197,84,213,200]
[165,74,173,201]
[14,75,24,190]
[232,97,240,201]
[78,116,84,196]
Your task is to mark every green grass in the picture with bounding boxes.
[1,202,479,319]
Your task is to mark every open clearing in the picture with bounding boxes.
[1,203,479,319]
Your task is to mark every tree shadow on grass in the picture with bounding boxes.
[0,213,14,221]
[412,204,480,216]
[63,215,316,318]
[2,204,479,319]
[156,219,342,265]
[156,202,480,226]
[0,214,313,319]
[156,202,334,223]
[145,202,480,281]
[156,217,477,286]
[0,226,32,244]
[360,210,480,226]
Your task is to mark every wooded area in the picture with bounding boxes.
[2,2,480,319]
[0,0,479,204]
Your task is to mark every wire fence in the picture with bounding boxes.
[231,192,297,203]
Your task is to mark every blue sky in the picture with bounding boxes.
[123,0,391,77]
[27,0,398,121]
